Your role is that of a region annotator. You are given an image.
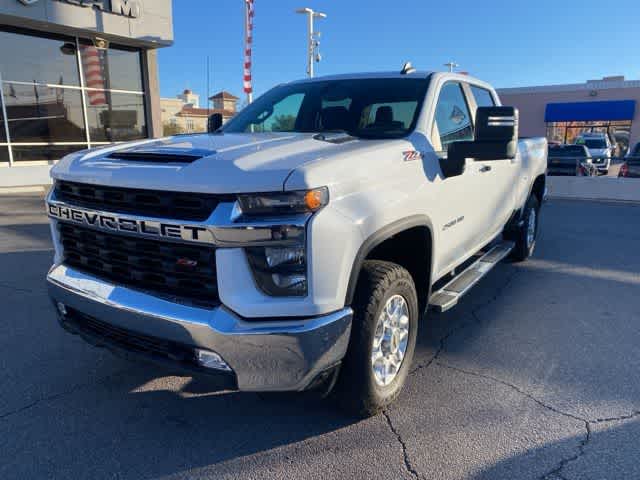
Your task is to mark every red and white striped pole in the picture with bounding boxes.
[243,0,254,104]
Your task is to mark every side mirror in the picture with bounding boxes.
[441,106,519,179]
[473,106,519,159]
[208,113,223,133]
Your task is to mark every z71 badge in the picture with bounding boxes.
[403,150,423,162]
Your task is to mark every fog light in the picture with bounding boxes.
[57,302,67,316]
[195,349,232,371]
[271,273,307,291]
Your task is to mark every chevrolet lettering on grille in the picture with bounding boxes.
[47,203,215,245]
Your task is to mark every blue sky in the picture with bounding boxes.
[158,0,640,104]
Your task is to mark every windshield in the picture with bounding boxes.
[222,78,430,139]
[582,139,607,149]
[549,146,588,157]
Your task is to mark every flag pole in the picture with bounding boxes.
[243,0,254,105]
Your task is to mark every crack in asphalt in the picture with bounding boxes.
[382,409,420,480]
[433,362,591,480]
[433,361,596,480]
[0,368,128,421]
[592,411,640,424]
[435,363,587,423]
[410,268,520,376]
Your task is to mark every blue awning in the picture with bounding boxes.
[545,100,636,122]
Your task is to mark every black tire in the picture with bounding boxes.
[509,195,540,262]
[333,260,418,417]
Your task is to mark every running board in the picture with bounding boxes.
[428,241,515,313]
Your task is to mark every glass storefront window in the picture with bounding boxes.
[546,120,632,155]
[3,83,86,143]
[85,92,147,142]
[79,41,143,92]
[0,146,9,163]
[0,28,149,165]
[0,29,80,86]
[10,144,88,162]
[0,96,6,142]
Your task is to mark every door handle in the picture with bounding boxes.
[479,165,492,173]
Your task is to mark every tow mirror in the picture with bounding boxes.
[208,113,223,133]
[475,107,519,151]
[441,106,519,179]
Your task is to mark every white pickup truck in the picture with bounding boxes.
[46,70,547,416]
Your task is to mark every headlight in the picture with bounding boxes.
[246,246,307,296]
[237,187,329,217]
[238,188,328,296]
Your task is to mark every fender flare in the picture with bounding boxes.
[344,215,435,306]
[511,173,546,227]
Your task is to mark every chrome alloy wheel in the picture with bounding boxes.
[371,294,410,387]
[527,208,537,250]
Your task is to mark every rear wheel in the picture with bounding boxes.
[508,195,539,262]
[333,260,418,417]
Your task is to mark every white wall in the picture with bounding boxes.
[548,176,640,203]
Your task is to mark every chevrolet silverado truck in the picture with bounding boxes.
[46,70,547,416]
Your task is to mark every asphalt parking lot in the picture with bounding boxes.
[1,194,639,480]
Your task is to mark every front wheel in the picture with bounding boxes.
[333,260,418,417]
[509,195,540,262]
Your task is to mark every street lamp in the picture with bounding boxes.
[295,7,327,78]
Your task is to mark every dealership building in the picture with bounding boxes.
[0,0,173,188]
[498,76,639,154]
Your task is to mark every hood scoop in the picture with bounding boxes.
[106,146,216,164]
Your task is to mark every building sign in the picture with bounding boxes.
[18,0,141,18]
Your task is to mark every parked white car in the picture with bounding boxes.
[46,70,547,416]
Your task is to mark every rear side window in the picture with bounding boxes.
[470,85,496,107]
[432,82,473,151]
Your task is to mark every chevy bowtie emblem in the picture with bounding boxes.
[176,258,198,268]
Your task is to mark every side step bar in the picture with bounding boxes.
[428,241,515,313]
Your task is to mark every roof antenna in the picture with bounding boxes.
[401,61,416,75]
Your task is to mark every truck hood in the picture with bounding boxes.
[51,132,374,193]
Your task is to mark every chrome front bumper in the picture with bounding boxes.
[47,264,352,392]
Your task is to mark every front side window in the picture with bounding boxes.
[432,82,473,151]
[224,78,429,139]
[248,93,304,133]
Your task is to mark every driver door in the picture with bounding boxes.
[427,81,482,276]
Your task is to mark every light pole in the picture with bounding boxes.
[295,7,326,78]
[444,61,459,73]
